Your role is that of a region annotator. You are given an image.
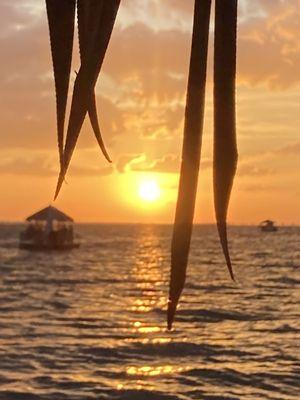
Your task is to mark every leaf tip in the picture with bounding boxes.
[167,298,178,331]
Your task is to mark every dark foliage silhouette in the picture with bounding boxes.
[45,0,238,329]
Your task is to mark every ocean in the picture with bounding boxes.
[0,224,299,399]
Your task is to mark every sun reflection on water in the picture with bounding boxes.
[124,336,171,345]
[130,296,166,313]
[126,365,189,377]
[132,321,161,334]
[1,224,299,398]
[128,226,168,321]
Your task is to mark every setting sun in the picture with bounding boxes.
[139,180,161,202]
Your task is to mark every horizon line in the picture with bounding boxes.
[0,221,299,227]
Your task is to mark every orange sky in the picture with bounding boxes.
[0,0,299,224]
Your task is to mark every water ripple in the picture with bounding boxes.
[0,224,299,399]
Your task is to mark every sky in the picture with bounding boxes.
[0,0,299,224]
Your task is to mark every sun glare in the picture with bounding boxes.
[139,180,161,202]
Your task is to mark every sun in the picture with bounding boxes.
[139,180,161,202]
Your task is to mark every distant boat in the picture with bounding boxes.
[19,206,80,250]
[259,220,278,232]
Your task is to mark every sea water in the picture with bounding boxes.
[0,224,299,399]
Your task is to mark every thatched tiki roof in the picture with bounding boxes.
[26,206,73,222]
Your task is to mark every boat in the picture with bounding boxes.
[259,220,278,232]
[19,206,80,250]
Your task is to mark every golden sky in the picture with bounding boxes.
[0,0,299,224]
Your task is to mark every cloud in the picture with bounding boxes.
[238,0,300,88]
[276,141,300,155]
[110,1,300,90]
[116,153,181,174]
[105,22,190,97]
[0,155,55,177]
[116,153,144,173]
[0,154,114,177]
[1,0,300,159]
[117,153,213,175]
[241,183,278,192]
[237,163,276,177]
[132,154,180,174]
[69,165,114,177]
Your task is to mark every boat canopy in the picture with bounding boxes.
[26,206,73,223]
